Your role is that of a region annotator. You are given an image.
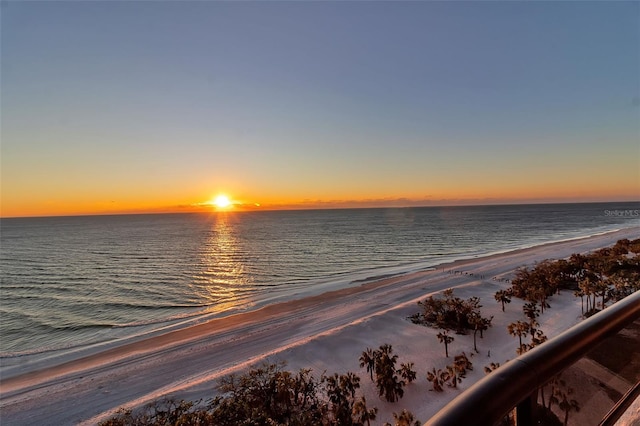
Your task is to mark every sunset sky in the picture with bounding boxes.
[2,1,639,217]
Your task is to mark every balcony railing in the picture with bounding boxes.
[425,290,640,426]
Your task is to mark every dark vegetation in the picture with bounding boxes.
[410,288,493,356]
[101,362,377,426]
[505,238,640,317]
[102,239,638,425]
[426,352,473,392]
[410,289,492,335]
[101,357,419,426]
[358,344,413,403]
[499,238,639,356]
[506,301,548,356]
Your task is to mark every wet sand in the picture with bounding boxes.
[1,227,638,425]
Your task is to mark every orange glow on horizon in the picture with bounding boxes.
[1,186,638,218]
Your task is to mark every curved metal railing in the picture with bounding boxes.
[425,290,640,426]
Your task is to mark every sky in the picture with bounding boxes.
[1,1,639,217]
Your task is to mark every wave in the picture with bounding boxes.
[1,204,637,356]
[0,311,207,358]
[0,343,92,358]
[109,309,216,328]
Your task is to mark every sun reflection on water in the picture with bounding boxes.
[192,213,252,313]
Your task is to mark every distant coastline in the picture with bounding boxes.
[2,199,639,220]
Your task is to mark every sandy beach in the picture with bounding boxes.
[1,227,639,425]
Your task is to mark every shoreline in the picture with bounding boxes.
[0,223,633,360]
[1,227,639,425]
[2,227,637,378]
[2,226,634,371]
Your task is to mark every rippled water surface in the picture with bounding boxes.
[1,202,638,355]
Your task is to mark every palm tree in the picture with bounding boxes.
[437,330,454,357]
[359,348,377,381]
[293,368,316,410]
[426,368,444,392]
[479,315,492,339]
[453,352,473,377]
[469,313,492,353]
[391,409,421,426]
[399,362,417,383]
[376,371,404,403]
[594,279,609,310]
[608,274,637,301]
[325,372,360,425]
[484,362,500,375]
[529,328,547,349]
[531,286,550,314]
[579,275,598,314]
[390,377,406,402]
[574,289,585,315]
[522,302,540,322]
[445,364,461,388]
[494,289,512,312]
[507,321,530,355]
[378,344,396,361]
[374,344,405,402]
[352,396,377,426]
[468,312,482,353]
[340,371,360,400]
[579,278,591,312]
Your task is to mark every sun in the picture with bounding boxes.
[212,194,231,208]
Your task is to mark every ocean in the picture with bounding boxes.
[1,202,639,358]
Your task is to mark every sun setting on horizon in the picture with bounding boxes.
[1,2,638,219]
[212,194,232,209]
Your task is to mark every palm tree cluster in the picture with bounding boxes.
[436,330,454,357]
[426,352,474,392]
[411,288,493,337]
[99,399,207,426]
[501,240,638,357]
[483,361,501,375]
[523,303,548,350]
[507,320,531,355]
[101,362,378,426]
[494,289,512,312]
[383,409,422,426]
[507,238,640,317]
[469,311,493,353]
[352,396,379,426]
[506,301,549,356]
[426,367,447,392]
[359,344,413,403]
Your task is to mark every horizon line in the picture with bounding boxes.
[2,199,639,220]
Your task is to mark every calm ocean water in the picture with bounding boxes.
[1,202,639,357]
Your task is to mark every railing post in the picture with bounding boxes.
[515,392,535,426]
